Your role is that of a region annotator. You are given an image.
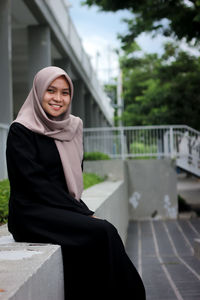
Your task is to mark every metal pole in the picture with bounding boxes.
[170,127,174,159]
[121,127,125,160]
[117,68,123,127]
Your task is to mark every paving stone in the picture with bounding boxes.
[126,219,200,300]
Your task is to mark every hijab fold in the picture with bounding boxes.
[13,66,83,200]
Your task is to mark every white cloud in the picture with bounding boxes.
[82,35,119,84]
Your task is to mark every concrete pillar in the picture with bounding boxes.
[54,58,76,80]
[94,104,101,127]
[72,80,85,125]
[84,93,92,128]
[28,26,51,87]
[99,111,105,127]
[0,0,13,124]
[90,99,96,127]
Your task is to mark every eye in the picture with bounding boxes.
[47,88,54,93]
[63,91,70,96]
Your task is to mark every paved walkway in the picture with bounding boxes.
[126,219,200,300]
[177,174,200,206]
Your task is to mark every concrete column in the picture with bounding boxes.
[54,58,75,80]
[90,99,96,127]
[0,0,13,124]
[72,80,85,125]
[94,104,101,127]
[84,93,92,128]
[28,26,51,87]
[99,111,105,127]
[102,116,109,127]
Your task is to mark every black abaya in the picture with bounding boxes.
[6,122,146,299]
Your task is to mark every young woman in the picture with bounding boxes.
[6,66,145,300]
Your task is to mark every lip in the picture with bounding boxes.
[49,104,62,111]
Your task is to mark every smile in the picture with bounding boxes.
[49,104,62,110]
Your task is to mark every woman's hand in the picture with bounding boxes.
[91,215,99,218]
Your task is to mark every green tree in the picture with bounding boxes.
[82,0,200,46]
[120,42,200,130]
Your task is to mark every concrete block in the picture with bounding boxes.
[83,160,124,180]
[0,225,64,300]
[126,159,178,220]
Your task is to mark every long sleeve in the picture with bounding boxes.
[6,123,94,216]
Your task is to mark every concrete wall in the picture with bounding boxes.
[83,159,124,181]
[82,180,129,244]
[0,178,128,299]
[84,159,178,220]
[126,159,178,220]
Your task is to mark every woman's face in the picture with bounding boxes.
[42,76,71,118]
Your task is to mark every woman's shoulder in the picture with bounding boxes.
[69,114,83,132]
[69,114,82,125]
[9,122,35,138]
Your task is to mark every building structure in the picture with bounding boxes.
[0,0,114,129]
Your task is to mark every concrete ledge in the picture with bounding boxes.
[82,180,129,244]
[0,225,64,300]
[194,238,200,260]
[0,179,128,299]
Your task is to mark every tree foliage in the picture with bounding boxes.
[120,42,200,130]
[82,0,200,46]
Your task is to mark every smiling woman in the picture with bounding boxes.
[42,76,71,118]
[6,66,145,300]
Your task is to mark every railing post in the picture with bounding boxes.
[170,127,174,159]
[121,127,125,160]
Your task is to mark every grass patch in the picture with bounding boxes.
[83,172,105,190]
[0,173,105,224]
[0,179,10,224]
[84,152,110,161]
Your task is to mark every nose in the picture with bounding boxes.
[54,91,62,102]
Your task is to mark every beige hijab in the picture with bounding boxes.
[13,66,83,201]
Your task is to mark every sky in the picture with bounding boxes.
[68,0,199,84]
[68,0,168,83]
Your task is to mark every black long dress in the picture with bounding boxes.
[6,122,146,300]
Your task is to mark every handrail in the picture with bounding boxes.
[84,125,200,133]
[0,123,9,130]
[83,125,200,176]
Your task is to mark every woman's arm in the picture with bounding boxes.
[6,123,94,216]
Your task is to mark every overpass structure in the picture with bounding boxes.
[0,0,114,128]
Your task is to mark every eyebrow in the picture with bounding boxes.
[48,85,70,90]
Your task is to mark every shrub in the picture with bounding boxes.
[84,152,110,161]
[178,194,191,212]
[0,179,10,224]
[130,141,157,155]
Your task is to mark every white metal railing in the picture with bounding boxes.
[83,125,200,177]
[0,123,9,180]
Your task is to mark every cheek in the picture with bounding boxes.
[64,97,71,107]
[42,93,51,104]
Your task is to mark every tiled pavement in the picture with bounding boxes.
[126,219,200,300]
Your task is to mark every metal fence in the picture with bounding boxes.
[84,125,200,176]
[1,124,200,179]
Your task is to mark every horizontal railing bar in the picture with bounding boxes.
[0,123,9,130]
[84,125,200,134]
